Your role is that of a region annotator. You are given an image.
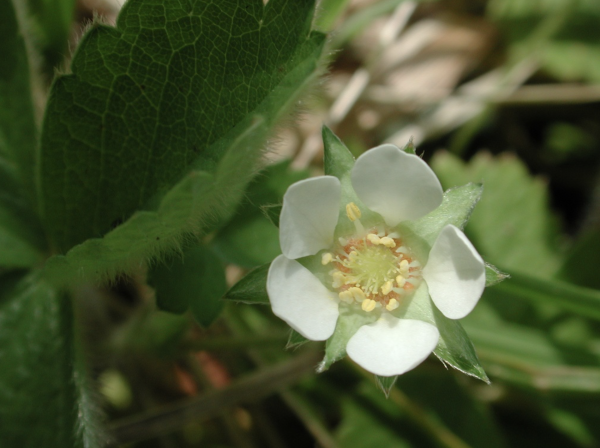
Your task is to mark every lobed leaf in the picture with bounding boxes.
[39,0,325,252]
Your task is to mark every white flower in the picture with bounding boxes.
[267,144,486,377]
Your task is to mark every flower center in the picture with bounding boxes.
[322,203,422,313]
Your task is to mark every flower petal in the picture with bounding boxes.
[422,225,486,319]
[346,314,439,376]
[280,176,341,259]
[351,144,443,226]
[267,255,339,341]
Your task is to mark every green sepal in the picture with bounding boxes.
[321,126,381,237]
[375,375,398,398]
[318,302,378,372]
[287,329,309,349]
[261,203,283,228]
[395,283,489,383]
[485,263,510,287]
[222,263,270,305]
[402,182,483,248]
[401,137,416,155]
[323,125,355,179]
[149,244,226,327]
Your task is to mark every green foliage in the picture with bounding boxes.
[488,0,600,82]
[431,151,563,278]
[39,0,325,252]
[0,0,38,199]
[149,244,226,327]
[0,272,100,447]
[212,160,309,268]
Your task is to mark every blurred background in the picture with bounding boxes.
[26,0,600,446]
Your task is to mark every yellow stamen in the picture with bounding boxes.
[400,259,409,275]
[338,291,353,303]
[367,233,381,245]
[381,280,393,295]
[396,275,406,287]
[321,253,333,265]
[380,237,396,248]
[386,298,400,311]
[362,299,377,312]
[345,202,362,221]
[332,272,346,288]
[348,287,366,302]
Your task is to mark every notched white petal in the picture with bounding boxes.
[280,176,341,259]
[346,314,439,377]
[267,255,339,341]
[422,225,486,320]
[351,144,443,226]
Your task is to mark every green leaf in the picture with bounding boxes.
[558,229,600,289]
[39,0,325,252]
[431,151,563,278]
[0,161,46,268]
[318,302,378,372]
[397,283,489,383]
[0,0,38,197]
[0,271,101,447]
[223,262,270,305]
[463,306,600,392]
[149,244,226,327]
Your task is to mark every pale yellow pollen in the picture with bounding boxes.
[386,298,400,311]
[381,280,393,295]
[400,259,409,275]
[345,202,362,222]
[332,272,346,288]
[380,237,396,248]
[367,233,381,245]
[348,287,366,302]
[348,250,358,261]
[338,291,353,303]
[321,252,333,265]
[396,275,406,287]
[362,299,377,312]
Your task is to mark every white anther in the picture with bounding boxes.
[380,237,396,248]
[381,280,393,295]
[338,237,347,246]
[367,234,381,245]
[321,253,333,265]
[396,275,406,287]
[409,260,421,268]
[386,298,400,311]
[362,299,377,312]
[395,246,408,254]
